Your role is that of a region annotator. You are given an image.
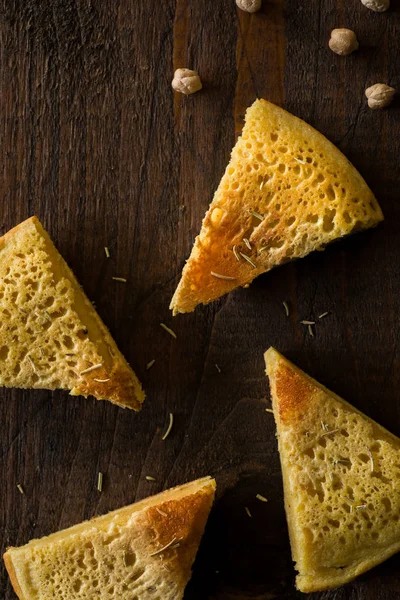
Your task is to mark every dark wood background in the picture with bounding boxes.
[1,0,400,598]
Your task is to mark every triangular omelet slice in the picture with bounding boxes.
[0,216,144,409]
[4,477,216,600]
[265,347,400,592]
[171,99,383,314]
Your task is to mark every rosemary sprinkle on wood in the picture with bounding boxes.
[146,476,156,482]
[245,506,252,518]
[265,408,274,413]
[160,323,177,339]
[308,324,314,337]
[283,301,290,317]
[16,483,24,495]
[318,311,329,319]
[256,494,268,503]
[215,363,221,373]
[112,276,127,283]
[104,246,110,258]
[97,472,103,492]
[300,320,316,325]
[146,359,156,370]
[162,413,174,441]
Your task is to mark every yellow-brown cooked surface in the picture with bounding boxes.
[265,347,400,592]
[3,477,216,600]
[171,99,383,314]
[0,216,144,409]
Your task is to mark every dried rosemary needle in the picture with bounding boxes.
[256,494,268,503]
[149,537,178,557]
[162,413,174,441]
[283,301,289,317]
[160,323,177,339]
[210,271,236,281]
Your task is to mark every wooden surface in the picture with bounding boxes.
[1,1,400,598]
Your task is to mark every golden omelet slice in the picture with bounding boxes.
[0,216,144,409]
[265,347,400,592]
[171,99,383,314]
[4,477,216,600]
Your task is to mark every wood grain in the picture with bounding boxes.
[0,1,400,598]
